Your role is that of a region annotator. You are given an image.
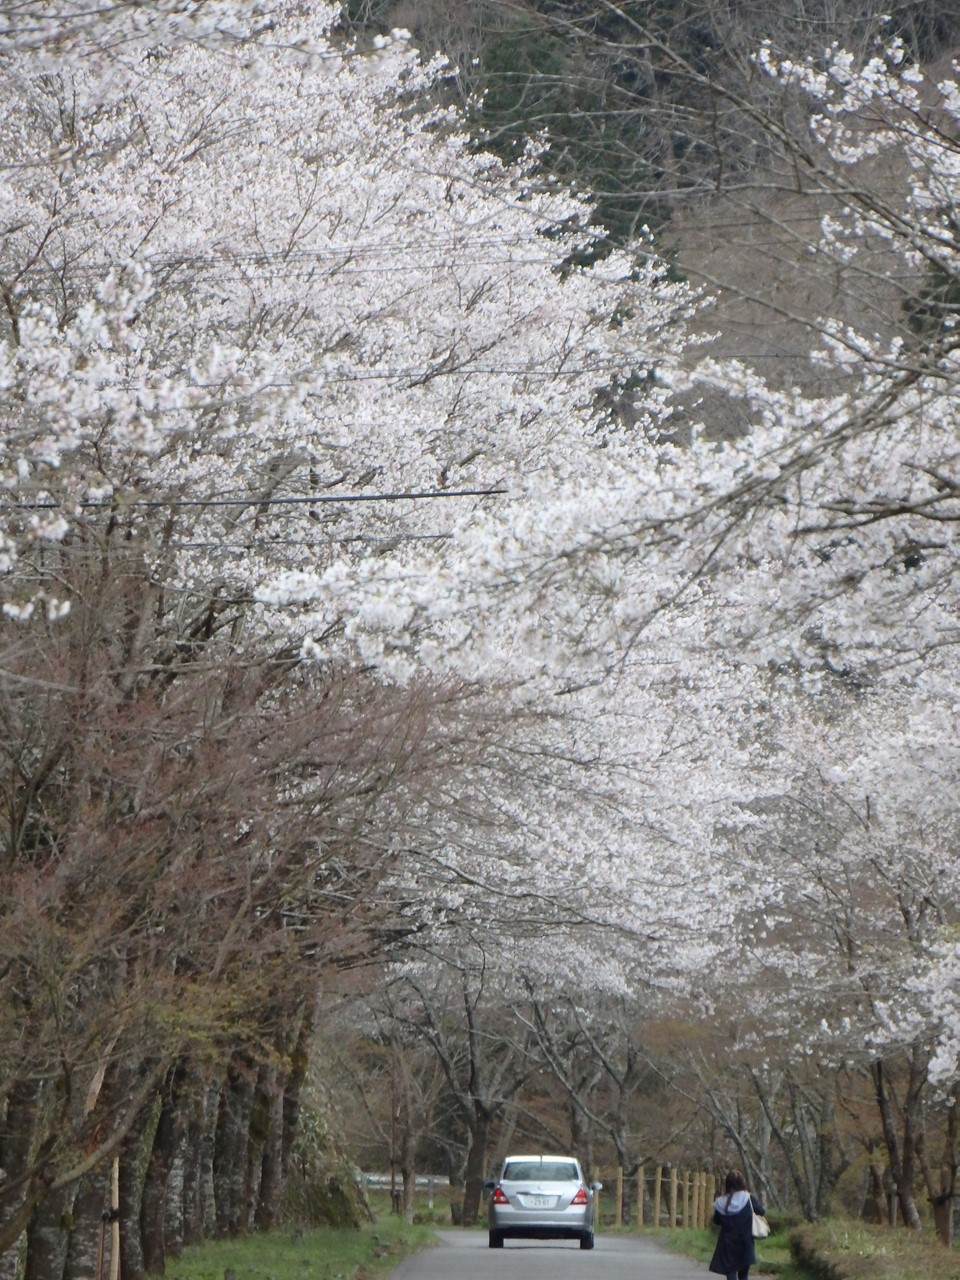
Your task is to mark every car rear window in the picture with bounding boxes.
[502,1160,580,1182]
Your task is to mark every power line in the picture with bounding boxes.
[170,533,453,550]
[10,485,508,512]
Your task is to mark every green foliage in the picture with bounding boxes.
[346,0,960,247]
[283,1084,371,1229]
[469,8,664,241]
[903,229,960,340]
[168,1215,435,1280]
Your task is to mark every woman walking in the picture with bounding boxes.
[708,1170,765,1280]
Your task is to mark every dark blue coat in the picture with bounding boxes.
[708,1193,764,1276]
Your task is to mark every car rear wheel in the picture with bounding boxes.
[579,1232,594,1250]
[488,1231,504,1248]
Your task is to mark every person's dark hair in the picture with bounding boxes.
[724,1169,747,1207]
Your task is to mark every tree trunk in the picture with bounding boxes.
[0,1079,42,1272]
[179,1097,203,1249]
[25,1184,75,1280]
[141,1061,189,1275]
[243,1062,275,1233]
[162,1127,187,1262]
[118,1121,150,1280]
[863,1155,889,1225]
[254,1065,284,1232]
[460,1105,493,1227]
[921,1082,958,1247]
[281,1003,315,1183]
[872,1058,923,1231]
[197,1082,220,1241]
[399,1109,416,1225]
[62,1175,108,1280]
[814,1092,845,1219]
[931,1195,954,1247]
[569,1099,584,1160]
[214,1054,256,1236]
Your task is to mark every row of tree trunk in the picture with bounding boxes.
[0,1002,355,1280]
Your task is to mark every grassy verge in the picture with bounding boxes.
[629,1217,960,1280]
[790,1218,960,1280]
[635,1223,799,1277]
[168,1213,437,1280]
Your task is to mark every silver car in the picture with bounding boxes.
[485,1154,601,1249]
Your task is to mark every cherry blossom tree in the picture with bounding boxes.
[0,2,758,1275]
[13,0,960,1261]
[691,678,960,1233]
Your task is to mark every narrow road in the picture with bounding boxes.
[388,1229,708,1280]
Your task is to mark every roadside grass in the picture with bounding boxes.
[364,1190,456,1228]
[790,1218,960,1280]
[167,1214,436,1280]
[634,1223,798,1277]
[634,1217,960,1280]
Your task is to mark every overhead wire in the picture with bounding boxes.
[10,486,507,511]
[169,533,454,549]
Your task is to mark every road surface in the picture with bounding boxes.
[387,1229,708,1280]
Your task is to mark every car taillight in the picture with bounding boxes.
[571,1188,589,1205]
[492,1187,510,1205]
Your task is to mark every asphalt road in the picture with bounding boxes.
[387,1229,709,1280]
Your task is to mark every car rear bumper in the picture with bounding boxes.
[493,1224,589,1240]
[489,1208,592,1236]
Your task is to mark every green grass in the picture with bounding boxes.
[634,1223,797,1276]
[165,1211,960,1280]
[628,1218,960,1280]
[790,1218,960,1280]
[167,1214,437,1280]
[365,1189,458,1228]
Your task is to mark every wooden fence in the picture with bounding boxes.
[595,1166,717,1229]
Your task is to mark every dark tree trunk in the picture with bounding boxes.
[569,1099,585,1159]
[118,1100,157,1280]
[253,1064,284,1232]
[214,1054,256,1236]
[398,1090,416,1225]
[141,1062,189,1276]
[932,1194,954,1247]
[162,1116,189,1261]
[281,1003,315,1182]
[813,1093,845,1219]
[872,1058,923,1231]
[0,1079,42,1274]
[25,1185,75,1280]
[460,1105,493,1227]
[63,1176,109,1280]
[197,1082,220,1241]
[180,1076,220,1247]
[243,1062,273,1232]
[921,1082,958,1246]
[863,1155,889,1224]
[180,1090,204,1248]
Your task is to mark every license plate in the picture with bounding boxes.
[526,1195,553,1207]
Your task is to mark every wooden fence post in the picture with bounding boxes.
[109,1157,120,1280]
[636,1164,644,1226]
[669,1167,678,1228]
[653,1166,662,1228]
[615,1167,623,1227]
[692,1169,701,1229]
